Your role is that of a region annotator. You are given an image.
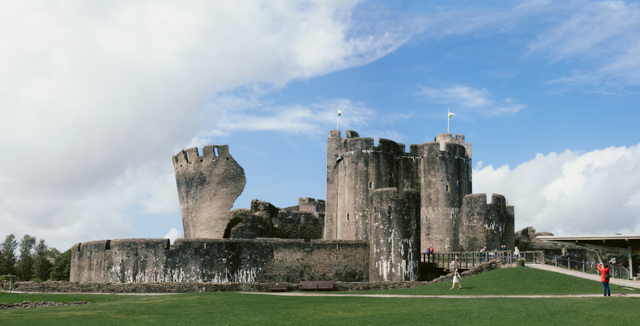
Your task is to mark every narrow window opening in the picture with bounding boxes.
[213,147,219,157]
[347,214,350,221]
[226,157,229,161]
[445,185,449,192]
[369,181,372,189]
[200,160,203,162]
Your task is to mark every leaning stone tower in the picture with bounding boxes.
[173,145,246,239]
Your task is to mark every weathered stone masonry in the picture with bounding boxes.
[70,238,369,283]
[173,145,246,239]
[325,130,515,254]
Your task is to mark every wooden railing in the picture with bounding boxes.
[421,251,544,270]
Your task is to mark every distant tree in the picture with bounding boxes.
[47,247,61,260]
[0,234,18,275]
[15,234,36,281]
[32,239,53,281]
[49,248,72,281]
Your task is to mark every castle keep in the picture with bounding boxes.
[70,129,515,284]
[325,130,514,253]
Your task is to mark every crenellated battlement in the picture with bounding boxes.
[462,193,507,208]
[172,145,231,168]
[346,137,375,152]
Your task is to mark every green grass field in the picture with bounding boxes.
[1,267,638,325]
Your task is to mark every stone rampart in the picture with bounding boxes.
[70,238,369,284]
[2,260,504,294]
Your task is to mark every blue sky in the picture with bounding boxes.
[2,0,640,250]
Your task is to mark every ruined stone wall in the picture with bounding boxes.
[298,197,325,213]
[173,145,246,239]
[275,210,323,240]
[370,188,421,282]
[458,194,515,251]
[70,238,369,283]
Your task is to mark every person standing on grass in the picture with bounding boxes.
[514,247,520,261]
[597,263,611,297]
[450,268,462,290]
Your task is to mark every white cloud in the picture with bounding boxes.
[164,228,183,244]
[473,144,640,236]
[417,84,526,116]
[0,0,409,250]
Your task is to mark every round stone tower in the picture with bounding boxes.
[333,134,405,241]
[418,133,472,252]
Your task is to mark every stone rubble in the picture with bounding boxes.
[0,301,89,310]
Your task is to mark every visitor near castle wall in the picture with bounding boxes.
[597,263,611,297]
[450,268,462,290]
[427,244,434,262]
[514,247,520,260]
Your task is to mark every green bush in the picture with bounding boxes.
[0,275,5,281]
[30,277,42,282]
[49,249,72,281]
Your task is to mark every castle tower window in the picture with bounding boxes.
[347,214,350,221]
[213,147,219,157]
[445,185,449,192]
[369,181,372,189]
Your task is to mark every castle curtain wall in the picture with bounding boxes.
[70,239,369,283]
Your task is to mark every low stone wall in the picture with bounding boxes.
[0,280,430,293]
[1,261,504,294]
[71,238,369,283]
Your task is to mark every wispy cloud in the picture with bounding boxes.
[410,1,640,88]
[204,93,375,136]
[525,1,640,86]
[417,84,526,116]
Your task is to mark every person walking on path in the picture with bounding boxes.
[427,245,434,263]
[514,247,520,261]
[597,263,611,297]
[450,268,462,290]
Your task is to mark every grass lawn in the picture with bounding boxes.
[1,267,638,325]
[353,266,638,295]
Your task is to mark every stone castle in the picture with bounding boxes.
[69,130,514,284]
[325,130,514,253]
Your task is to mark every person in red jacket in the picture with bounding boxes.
[597,263,611,296]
